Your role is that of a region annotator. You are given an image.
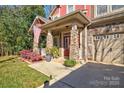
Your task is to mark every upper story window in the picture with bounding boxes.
[95,5,124,17]
[96,5,108,16]
[112,5,124,11]
[67,5,74,13]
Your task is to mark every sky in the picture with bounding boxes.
[44,5,55,18]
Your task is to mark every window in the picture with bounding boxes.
[112,5,124,11]
[67,5,74,13]
[95,5,124,17]
[96,5,108,16]
[53,37,60,47]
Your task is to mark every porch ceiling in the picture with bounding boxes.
[42,10,90,30]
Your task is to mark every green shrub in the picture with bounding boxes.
[46,46,60,58]
[64,59,76,67]
[51,46,60,58]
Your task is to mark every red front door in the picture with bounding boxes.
[64,35,70,58]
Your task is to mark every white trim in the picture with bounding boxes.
[94,5,97,17]
[107,5,111,13]
[84,5,86,9]
[109,5,112,12]
[66,5,68,14]
[61,31,70,57]
[91,35,95,60]
[61,32,64,57]
[74,5,75,11]
[84,26,88,61]
[79,31,83,59]
[58,6,60,17]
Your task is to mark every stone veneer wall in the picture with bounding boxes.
[70,25,79,60]
[87,22,124,63]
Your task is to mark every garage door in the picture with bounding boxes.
[94,33,124,64]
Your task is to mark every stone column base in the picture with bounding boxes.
[33,43,40,54]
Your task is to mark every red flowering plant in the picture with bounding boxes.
[19,50,31,58]
[19,50,42,62]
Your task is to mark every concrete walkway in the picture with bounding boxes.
[29,60,85,87]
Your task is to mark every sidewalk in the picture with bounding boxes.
[29,60,85,88]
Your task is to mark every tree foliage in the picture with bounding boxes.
[0,6,45,56]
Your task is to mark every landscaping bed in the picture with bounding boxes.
[19,50,42,62]
[0,56,50,88]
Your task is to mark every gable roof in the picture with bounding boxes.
[42,10,91,30]
[28,16,50,32]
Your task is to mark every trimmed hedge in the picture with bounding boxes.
[64,59,76,67]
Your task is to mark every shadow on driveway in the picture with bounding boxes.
[44,62,124,88]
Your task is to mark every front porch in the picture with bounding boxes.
[43,10,90,61]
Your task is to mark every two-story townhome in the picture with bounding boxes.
[29,5,124,64]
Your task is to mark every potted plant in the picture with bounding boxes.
[45,47,52,62]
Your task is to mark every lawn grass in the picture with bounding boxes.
[0,56,50,88]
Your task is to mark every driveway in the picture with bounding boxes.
[44,62,124,88]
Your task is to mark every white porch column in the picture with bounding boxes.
[46,30,53,48]
[79,30,83,59]
[70,24,79,60]
[33,25,42,54]
[84,26,88,61]
[91,35,95,60]
[61,32,64,57]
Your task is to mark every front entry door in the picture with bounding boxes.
[64,35,70,58]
